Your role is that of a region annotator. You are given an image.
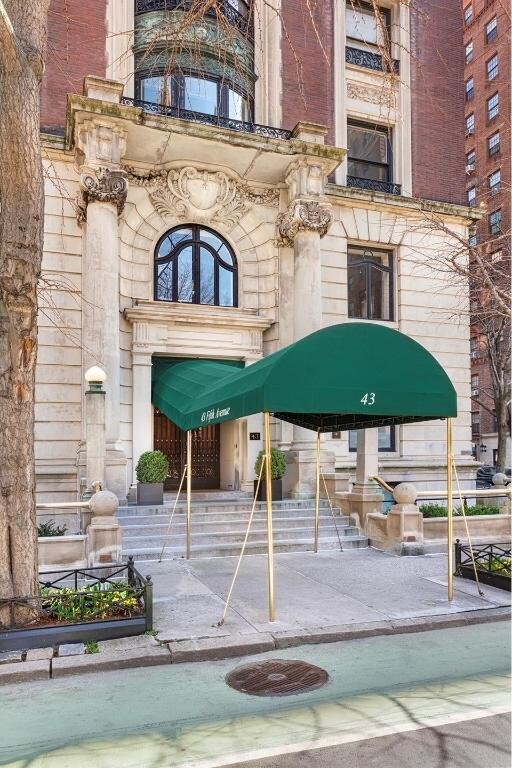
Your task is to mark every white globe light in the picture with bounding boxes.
[85,366,107,384]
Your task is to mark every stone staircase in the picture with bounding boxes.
[118,495,368,560]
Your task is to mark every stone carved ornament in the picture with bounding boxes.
[277,199,333,246]
[78,167,128,221]
[347,80,396,109]
[147,166,280,231]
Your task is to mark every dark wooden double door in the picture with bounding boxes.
[154,409,220,490]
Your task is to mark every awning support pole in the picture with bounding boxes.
[186,430,192,560]
[314,429,321,553]
[264,411,275,622]
[447,418,453,601]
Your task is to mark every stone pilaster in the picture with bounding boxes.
[132,353,153,484]
[277,151,335,497]
[75,84,129,501]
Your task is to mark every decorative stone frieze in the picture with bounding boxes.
[79,167,128,220]
[76,117,127,168]
[347,80,396,109]
[277,199,333,246]
[148,166,280,231]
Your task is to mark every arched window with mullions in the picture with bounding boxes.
[154,225,238,307]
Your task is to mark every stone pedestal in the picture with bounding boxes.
[386,483,424,555]
[86,490,122,566]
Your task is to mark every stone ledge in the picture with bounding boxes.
[169,633,276,663]
[51,646,171,677]
[0,660,50,685]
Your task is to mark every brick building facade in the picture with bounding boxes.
[35,1,478,509]
[463,0,511,465]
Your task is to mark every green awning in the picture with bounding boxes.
[152,322,457,432]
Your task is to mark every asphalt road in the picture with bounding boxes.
[0,622,510,768]
[232,714,511,768]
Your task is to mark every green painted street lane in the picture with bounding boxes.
[0,622,510,768]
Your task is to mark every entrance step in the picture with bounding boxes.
[119,497,368,560]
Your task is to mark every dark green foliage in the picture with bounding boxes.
[41,581,141,623]
[254,448,287,480]
[420,503,500,518]
[37,520,67,537]
[135,450,169,483]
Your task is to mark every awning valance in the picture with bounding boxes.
[152,322,457,432]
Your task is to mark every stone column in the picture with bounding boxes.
[277,143,334,497]
[132,353,153,484]
[349,428,383,530]
[75,79,128,501]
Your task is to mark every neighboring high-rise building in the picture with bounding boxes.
[36,1,478,511]
[462,0,511,466]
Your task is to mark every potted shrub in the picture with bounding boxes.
[254,448,286,501]
[136,450,169,506]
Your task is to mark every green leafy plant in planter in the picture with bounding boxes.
[254,448,287,501]
[135,450,169,506]
[37,520,67,537]
[420,503,500,518]
[41,581,141,623]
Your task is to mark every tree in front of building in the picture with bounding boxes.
[0,2,50,614]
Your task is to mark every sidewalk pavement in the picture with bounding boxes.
[148,548,510,657]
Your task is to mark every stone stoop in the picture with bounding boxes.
[118,496,369,560]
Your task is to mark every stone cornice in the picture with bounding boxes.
[325,183,484,223]
[124,301,273,331]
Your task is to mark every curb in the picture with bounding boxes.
[0,606,509,682]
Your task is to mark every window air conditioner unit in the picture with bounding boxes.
[465,129,474,137]
[470,350,477,359]
[471,387,479,396]
[466,163,475,173]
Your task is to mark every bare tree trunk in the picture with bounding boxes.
[0,2,49,616]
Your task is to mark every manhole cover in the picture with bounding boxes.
[225,659,329,697]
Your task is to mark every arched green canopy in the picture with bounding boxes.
[152,322,457,433]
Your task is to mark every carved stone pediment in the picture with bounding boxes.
[147,166,280,230]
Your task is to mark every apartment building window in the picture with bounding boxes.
[466,149,476,172]
[464,4,473,25]
[487,93,499,120]
[346,121,400,193]
[467,186,476,206]
[466,113,475,135]
[345,1,390,51]
[489,209,501,234]
[471,411,480,434]
[347,245,393,321]
[465,40,474,63]
[485,17,497,43]
[490,249,503,263]
[469,229,477,247]
[489,169,501,194]
[488,131,500,156]
[486,54,498,80]
[471,374,479,395]
[465,77,474,101]
[349,425,396,452]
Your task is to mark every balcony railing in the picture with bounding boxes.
[120,96,292,140]
[347,175,402,196]
[135,0,253,41]
[345,45,400,74]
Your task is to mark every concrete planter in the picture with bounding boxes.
[137,482,164,506]
[423,514,511,542]
[38,535,87,569]
[254,478,284,502]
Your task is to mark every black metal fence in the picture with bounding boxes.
[0,557,153,632]
[455,539,511,591]
[120,96,292,140]
[345,45,400,74]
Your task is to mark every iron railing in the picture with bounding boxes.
[135,0,254,40]
[347,175,402,195]
[455,540,511,576]
[346,45,400,74]
[0,557,152,631]
[121,96,292,139]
